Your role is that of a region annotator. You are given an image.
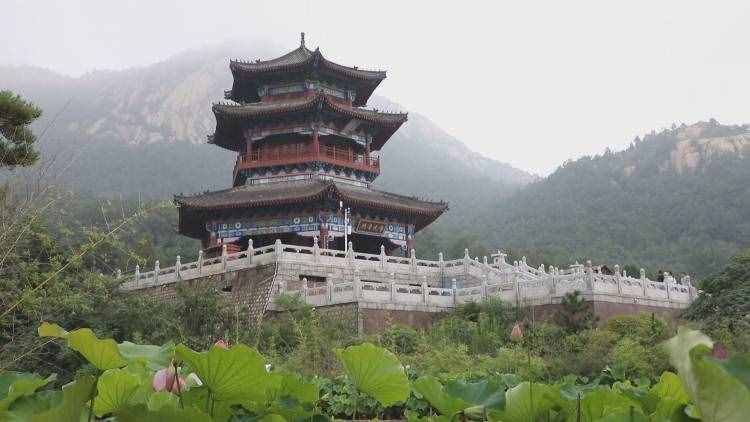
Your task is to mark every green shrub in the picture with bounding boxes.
[605,313,670,345]
[477,347,547,380]
[381,325,421,355]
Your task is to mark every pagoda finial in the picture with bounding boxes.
[300,32,305,47]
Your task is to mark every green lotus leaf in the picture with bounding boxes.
[39,323,127,371]
[412,376,469,416]
[707,352,750,391]
[5,376,96,422]
[118,341,174,371]
[688,344,750,422]
[265,373,320,420]
[116,403,213,422]
[181,386,234,420]
[664,327,712,401]
[499,382,560,422]
[592,411,649,422]
[335,342,409,406]
[175,343,270,403]
[0,372,56,410]
[69,329,128,370]
[646,371,690,420]
[37,322,68,338]
[444,376,506,412]
[93,368,142,416]
[146,391,179,411]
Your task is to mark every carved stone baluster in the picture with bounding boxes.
[247,239,254,265]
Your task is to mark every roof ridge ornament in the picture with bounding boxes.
[300,32,305,47]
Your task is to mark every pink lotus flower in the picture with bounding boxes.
[712,342,729,359]
[152,367,186,393]
[214,339,230,349]
[510,322,524,341]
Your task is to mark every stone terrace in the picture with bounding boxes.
[119,239,696,315]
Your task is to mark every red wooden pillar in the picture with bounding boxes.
[312,127,320,156]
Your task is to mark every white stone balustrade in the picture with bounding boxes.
[119,241,697,311]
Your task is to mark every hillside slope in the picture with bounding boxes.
[486,121,750,277]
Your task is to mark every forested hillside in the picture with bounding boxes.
[485,120,750,278]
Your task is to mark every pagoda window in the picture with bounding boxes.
[262,82,306,97]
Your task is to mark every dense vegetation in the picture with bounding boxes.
[1,321,748,421]
[481,122,750,279]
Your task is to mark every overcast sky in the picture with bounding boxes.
[4,1,750,174]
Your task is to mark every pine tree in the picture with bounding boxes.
[0,90,42,168]
[554,290,596,333]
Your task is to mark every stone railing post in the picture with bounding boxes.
[483,256,489,267]
[115,269,122,279]
[348,242,354,265]
[175,255,181,280]
[390,280,396,302]
[463,248,470,276]
[550,267,557,295]
[302,278,309,301]
[197,250,204,273]
[515,276,521,308]
[452,279,458,305]
[354,276,362,298]
[327,279,334,303]
[641,269,648,296]
[221,244,228,271]
[481,277,488,299]
[379,245,386,269]
[585,260,593,290]
[422,281,428,303]
[134,264,140,284]
[665,277,671,302]
[438,252,445,284]
[410,248,417,274]
[614,264,622,294]
[274,239,283,258]
[153,260,160,284]
[313,236,320,262]
[246,239,254,265]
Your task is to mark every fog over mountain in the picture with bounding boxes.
[0,42,535,237]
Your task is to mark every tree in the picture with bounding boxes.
[553,291,596,333]
[0,90,42,168]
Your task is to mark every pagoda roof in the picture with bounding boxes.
[210,92,407,151]
[175,179,447,238]
[228,35,386,106]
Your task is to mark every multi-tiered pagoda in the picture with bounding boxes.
[176,34,447,255]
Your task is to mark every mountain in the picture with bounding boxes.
[0,42,534,244]
[484,120,750,278]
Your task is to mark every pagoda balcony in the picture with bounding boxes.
[233,145,380,181]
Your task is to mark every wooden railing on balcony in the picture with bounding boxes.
[233,145,380,181]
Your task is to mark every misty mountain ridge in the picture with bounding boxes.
[0,42,534,236]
